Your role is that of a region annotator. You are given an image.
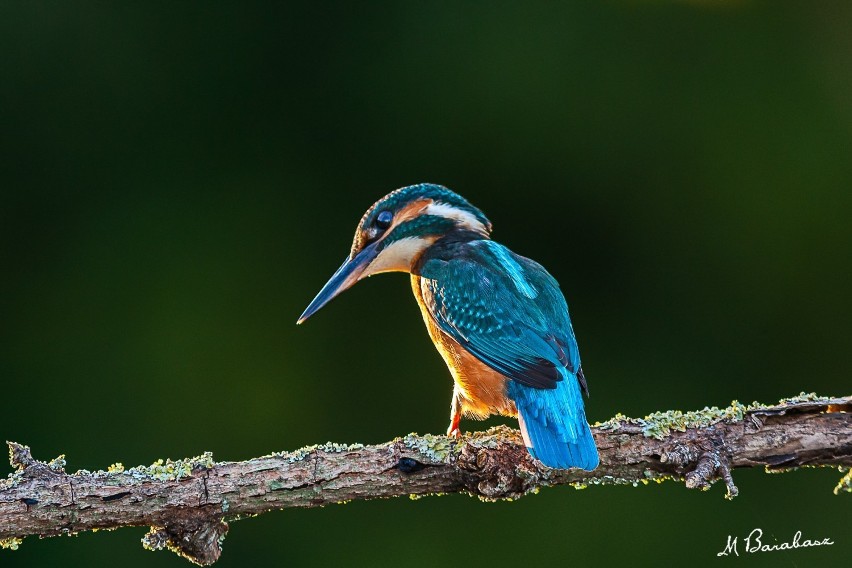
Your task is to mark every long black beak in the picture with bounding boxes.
[297,244,379,324]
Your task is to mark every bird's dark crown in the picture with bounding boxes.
[350,183,492,258]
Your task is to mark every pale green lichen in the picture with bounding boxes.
[47,455,66,471]
[274,444,318,462]
[268,441,366,464]
[316,441,365,453]
[834,468,851,496]
[580,475,647,487]
[764,465,798,474]
[465,425,518,449]
[0,537,23,551]
[402,433,453,462]
[141,528,167,552]
[67,453,215,482]
[409,491,448,501]
[637,400,761,439]
[2,470,24,490]
[123,452,214,482]
[593,412,628,429]
[142,523,226,564]
[593,393,835,440]
[779,391,827,404]
[594,401,757,439]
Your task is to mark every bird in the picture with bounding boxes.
[297,183,599,470]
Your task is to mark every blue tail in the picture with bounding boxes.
[508,372,599,471]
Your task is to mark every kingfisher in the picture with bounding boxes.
[297,184,599,470]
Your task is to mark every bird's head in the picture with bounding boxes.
[297,183,491,324]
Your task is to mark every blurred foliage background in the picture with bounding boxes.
[1,1,850,567]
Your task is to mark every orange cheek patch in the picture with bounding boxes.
[391,198,433,229]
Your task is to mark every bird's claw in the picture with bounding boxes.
[447,427,462,439]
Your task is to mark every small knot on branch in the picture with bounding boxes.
[394,457,426,473]
[142,516,229,566]
[455,428,540,500]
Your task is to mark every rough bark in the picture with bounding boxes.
[1,394,850,565]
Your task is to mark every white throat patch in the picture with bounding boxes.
[363,237,436,277]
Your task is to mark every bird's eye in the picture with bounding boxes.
[375,210,393,230]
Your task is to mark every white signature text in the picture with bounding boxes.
[717,528,834,557]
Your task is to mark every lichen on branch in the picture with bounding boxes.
[1,393,850,565]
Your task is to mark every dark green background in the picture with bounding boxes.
[2,2,849,567]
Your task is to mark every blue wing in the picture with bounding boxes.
[419,240,599,470]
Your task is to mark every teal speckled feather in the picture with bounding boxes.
[418,239,599,470]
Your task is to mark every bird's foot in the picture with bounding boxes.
[446,411,462,439]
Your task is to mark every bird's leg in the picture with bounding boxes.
[447,386,462,438]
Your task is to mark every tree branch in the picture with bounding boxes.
[2,393,850,564]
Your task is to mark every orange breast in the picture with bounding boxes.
[410,275,517,420]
